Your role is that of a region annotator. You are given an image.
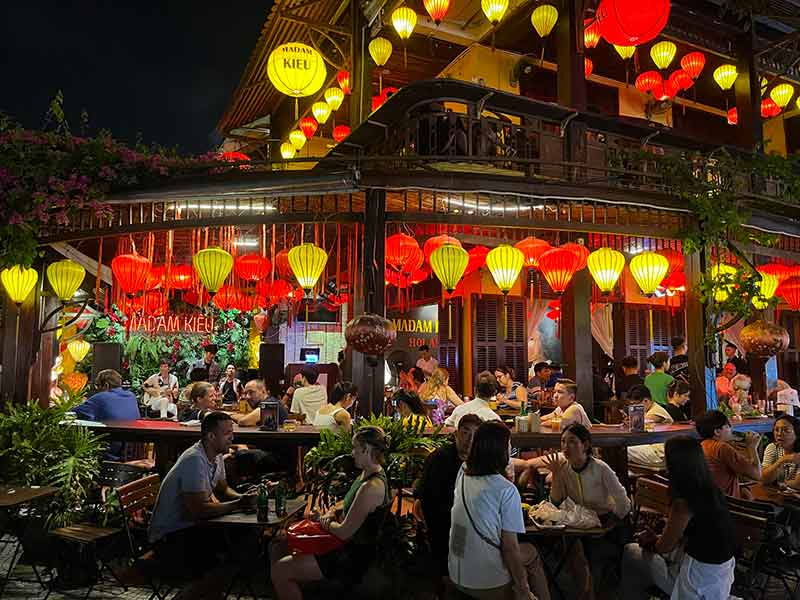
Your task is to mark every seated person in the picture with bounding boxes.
[270,427,393,597]
[231,379,288,428]
[142,358,180,411]
[540,379,592,430]
[494,365,526,410]
[395,389,433,428]
[218,364,243,406]
[179,382,216,422]
[312,381,356,432]
[729,374,754,414]
[696,410,761,498]
[74,369,140,422]
[290,366,327,422]
[665,380,691,422]
[715,362,736,402]
[629,384,673,424]
[179,367,212,406]
[762,415,800,488]
[418,367,462,425]
[445,370,502,428]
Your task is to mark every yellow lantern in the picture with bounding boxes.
[481,0,509,25]
[753,271,778,310]
[710,263,736,302]
[650,41,676,70]
[430,244,469,293]
[614,45,636,60]
[324,87,345,111]
[531,4,558,38]
[193,247,233,294]
[67,339,91,363]
[1,265,38,305]
[486,245,524,294]
[266,43,327,115]
[770,83,795,108]
[587,248,625,293]
[312,101,332,124]
[369,37,393,67]
[280,142,296,159]
[392,7,417,40]
[46,259,85,302]
[289,129,307,151]
[630,251,670,296]
[713,64,738,91]
[288,243,329,293]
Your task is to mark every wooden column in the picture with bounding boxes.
[612,301,627,385]
[685,252,715,413]
[561,269,593,417]
[1,274,42,404]
[350,0,370,128]
[734,30,762,151]
[555,0,587,111]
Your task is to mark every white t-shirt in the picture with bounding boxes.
[290,384,328,421]
[449,467,525,589]
[645,402,674,424]
[444,397,501,428]
[553,402,592,429]
[143,373,178,402]
[416,356,439,376]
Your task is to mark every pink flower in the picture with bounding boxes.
[106,326,116,336]
[227,343,234,353]
[225,320,235,330]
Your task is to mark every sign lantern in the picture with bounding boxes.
[596,0,670,46]
[267,43,327,116]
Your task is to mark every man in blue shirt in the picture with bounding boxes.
[74,369,140,422]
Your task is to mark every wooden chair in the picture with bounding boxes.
[632,476,671,530]
[729,508,770,599]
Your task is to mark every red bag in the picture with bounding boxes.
[287,519,345,555]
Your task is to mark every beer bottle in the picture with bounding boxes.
[274,480,287,517]
[257,484,269,522]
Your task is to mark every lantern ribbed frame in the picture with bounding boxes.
[337,70,351,94]
[538,247,582,293]
[680,51,705,79]
[430,244,469,293]
[1,266,38,305]
[266,43,327,98]
[386,233,421,273]
[779,277,800,311]
[170,264,194,290]
[212,286,244,311]
[369,37,393,66]
[770,83,795,108]
[635,71,663,94]
[713,64,738,90]
[299,117,318,139]
[275,249,293,280]
[288,243,329,292]
[392,7,417,39]
[280,142,296,159]
[47,259,85,302]
[531,4,558,37]
[193,247,233,294]
[67,339,91,362]
[761,98,781,119]
[146,265,165,290]
[324,87,345,112]
[669,69,693,91]
[514,237,552,268]
[585,58,593,78]
[587,247,625,293]
[614,44,636,60]
[423,0,450,24]
[424,235,462,262]
[753,271,779,309]
[711,263,737,302]
[481,0,509,25]
[758,262,791,285]
[311,101,332,124]
[596,0,670,46]
[235,254,271,282]
[333,125,351,143]
[630,251,670,295]
[112,253,152,297]
[289,129,307,150]
[650,40,676,70]
[486,244,524,294]
[584,18,601,49]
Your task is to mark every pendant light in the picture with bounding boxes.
[538,247,581,294]
[614,44,636,60]
[46,259,85,303]
[752,270,779,310]
[67,338,91,363]
[531,4,558,38]
[289,129,307,151]
[630,251,670,295]
[369,37,393,93]
[112,253,152,298]
[311,101,332,125]
[280,142,296,160]
[337,70,351,95]
[680,52,705,79]
[710,263,736,302]
[299,117,318,140]
[423,0,451,25]
[392,7,417,68]
[1,265,38,305]
[650,40,676,70]
[193,247,234,296]
[587,248,625,294]
[770,83,795,109]
[324,87,345,112]
[288,243,329,295]
[713,64,738,91]
[486,244,524,337]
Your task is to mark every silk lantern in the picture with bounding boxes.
[324,87,345,111]
[561,242,590,271]
[280,143,296,159]
[170,265,194,290]
[596,0,670,46]
[345,313,397,356]
[779,277,800,311]
[267,43,327,117]
[311,101,331,125]
[68,339,91,362]
[424,0,450,24]
[515,237,551,268]
[680,51,705,79]
[112,253,152,298]
[47,259,85,302]
[333,125,351,143]
[727,107,738,125]
[424,235,462,263]
[668,69,693,91]
[758,262,791,285]
[369,37,393,93]
[235,254,271,282]
[770,83,795,109]
[486,245,524,293]
[584,19,601,49]
[337,70,351,95]
[193,247,234,295]
[538,247,581,293]
[635,71,662,94]
[713,64,738,91]
[710,263,736,302]
[1,265,38,305]
[587,247,625,294]
[465,245,490,275]
[386,233,421,274]
[585,58,593,78]
[649,40,676,70]
[752,270,779,310]
[614,44,636,60]
[289,129,307,150]
[275,249,293,280]
[481,0,508,25]
[146,266,165,290]
[299,117,318,139]
[656,248,684,276]
[288,243,328,294]
[630,251,670,295]
[212,286,244,311]
[761,98,781,119]
[392,7,417,39]
[430,244,469,293]
[531,4,558,37]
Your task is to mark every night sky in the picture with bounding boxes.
[1,1,272,154]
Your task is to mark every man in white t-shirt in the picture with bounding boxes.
[445,371,502,428]
[541,379,592,430]
[416,344,439,377]
[290,366,327,422]
[142,359,179,410]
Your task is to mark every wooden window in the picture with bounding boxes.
[473,295,527,382]
[438,302,461,394]
[624,305,685,369]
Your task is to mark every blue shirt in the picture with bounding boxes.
[75,387,140,422]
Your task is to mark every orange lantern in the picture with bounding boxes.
[758,262,791,285]
[465,245,490,275]
[761,98,781,119]
[235,254,271,282]
[337,70,351,95]
[213,286,244,311]
[170,265,195,290]
[333,125,351,143]
[275,249,293,280]
[112,253,152,298]
[424,235,462,262]
[778,277,800,311]
[386,233,422,273]
[668,69,693,91]
[146,265,165,290]
[515,237,552,268]
[561,242,590,271]
[596,0,670,46]
[635,71,662,94]
[656,248,684,276]
[584,18,601,49]
[584,58,593,78]
[424,0,451,24]
[299,117,318,139]
[538,247,582,293]
[680,51,705,79]
[727,107,738,125]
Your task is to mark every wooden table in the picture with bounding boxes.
[0,486,58,508]
[751,483,800,508]
[206,496,306,527]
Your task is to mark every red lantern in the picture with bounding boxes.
[668,69,694,91]
[680,52,705,79]
[546,309,561,321]
[657,248,684,276]
[288,286,305,302]
[183,289,210,306]
[761,98,782,118]
[299,117,318,139]
[372,95,386,112]
[337,70,351,95]
[235,254,271,282]
[386,233,422,273]
[424,0,450,24]
[727,107,738,125]
[112,253,152,297]
[656,77,679,100]
[538,247,582,293]
[142,291,167,316]
[275,249,293,280]
[345,314,397,355]
[170,265,194,290]
[759,262,791,285]
[333,125,351,143]
[584,18,601,49]
[778,277,800,311]
[253,311,270,333]
[584,58,593,78]
[662,270,686,293]
[560,242,590,271]
[220,151,250,163]
[385,267,429,288]
[424,235,462,262]
[465,245,490,275]
[596,0,670,46]
[213,286,244,310]
[635,71,662,94]
[515,237,552,269]
[146,265,165,290]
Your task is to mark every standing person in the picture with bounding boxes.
[445,371,502,428]
[290,366,328,422]
[666,336,689,383]
[416,344,439,377]
[715,363,736,402]
[664,380,692,422]
[621,436,736,600]
[696,410,761,498]
[187,344,221,387]
[724,342,749,376]
[450,421,551,600]
[540,379,592,430]
[142,358,180,409]
[218,364,243,406]
[495,365,526,410]
[761,415,800,488]
[644,352,674,407]
[615,356,643,402]
[313,381,356,432]
[75,369,139,422]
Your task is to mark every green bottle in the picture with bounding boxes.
[274,480,287,517]
[257,484,269,522]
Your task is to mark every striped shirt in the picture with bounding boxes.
[762,443,797,484]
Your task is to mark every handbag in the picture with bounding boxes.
[287,519,346,555]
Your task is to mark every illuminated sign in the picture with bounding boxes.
[126,313,215,334]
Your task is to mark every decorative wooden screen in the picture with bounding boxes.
[473,295,527,382]
[438,301,462,394]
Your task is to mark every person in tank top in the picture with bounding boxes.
[312,381,356,432]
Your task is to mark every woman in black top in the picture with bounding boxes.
[621,435,736,599]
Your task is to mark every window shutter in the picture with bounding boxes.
[473,295,527,382]
[624,305,685,368]
[438,301,462,393]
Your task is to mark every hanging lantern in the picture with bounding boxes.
[112,253,152,298]
[289,129,307,151]
[770,83,795,108]
[235,254,271,282]
[778,277,800,311]
[392,7,417,39]
[275,249,293,280]
[753,270,779,310]
[538,247,582,293]
[635,71,663,94]
[337,70,351,95]
[713,64,738,90]
[280,142,296,159]
[212,286,244,311]
[386,233,421,273]
[46,259,85,303]
[311,101,332,125]
[531,4,558,37]
[299,117,318,139]
[587,247,625,294]
[62,371,88,394]
[650,40,676,70]
[253,311,270,334]
[385,267,429,288]
[67,339,91,363]
[680,51,705,79]
[659,77,679,100]
[761,98,782,119]
[220,151,250,163]
[630,251,670,296]
[430,244,469,293]
[193,247,234,295]
[288,243,328,294]
[614,44,636,60]
[758,262,791,285]
[369,37,393,67]
[515,237,552,269]
[324,87,345,112]
[710,263,737,302]
[1,265,38,305]
[561,242,590,271]
[267,43,327,117]
[345,314,397,356]
[727,107,738,125]
[146,265,165,290]
[183,289,210,306]
[424,235,462,263]
[170,265,194,290]
[142,290,168,316]
[662,271,686,294]
[656,248,684,276]
[584,18,601,49]
[401,246,425,277]
[333,125,351,143]
[465,245,490,275]
[596,0,670,46]
[481,0,509,25]
[585,58,593,78]
[668,69,694,91]
[423,0,450,24]
[486,245,524,293]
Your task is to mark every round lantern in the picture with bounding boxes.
[67,339,91,363]
[614,44,636,60]
[324,87,345,111]
[386,233,422,273]
[584,18,601,49]
[668,69,693,91]
[146,266,165,290]
[650,40,676,70]
[752,271,779,310]
[761,98,781,119]
[680,51,705,79]
[369,37,393,67]
[47,259,85,303]
[142,290,167,315]
[561,242,590,271]
[424,235,462,263]
[299,117,318,139]
[424,0,450,24]
[280,142,296,159]
[531,4,558,38]
[430,244,469,293]
[656,248,684,276]
[401,246,424,277]
[220,151,250,163]
[212,286,243,311]
[584,58,593,78]
[739,320,790,357]
[170,265,194,290]
[538,247,581,293]
[266,43,327,100]
[333,125,351,143]
[587,247,625,294]
[311,101,332,125]
[62,371,88,394]
[778,276,800,311]
[727,107,738,125]
[635,71,662,94]
[345,313,397,356]
[710,263,737,302]
[486,244,524,294]
[659,77,679,100]
[275,249,293,280]
[289,129,307,151]
[337,70,351,95]
[630,251,670,295]
[596,0,670,46]
[758,262,791,285]
[662,271,686,294]
[515,237,551,268]
[193,247,234,295]
[481,0,509,25]
[465,245,490,275]
[713,64,738,91]
[770,83,794,108]
[183,289,210,306]
[253,311,270,334]
[385,267,429,288]
[392,7,417,40]
[288,243,329,294]
[112,253,152,298]
[235,254,271,282]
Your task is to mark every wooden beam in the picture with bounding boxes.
[49,242,112,285]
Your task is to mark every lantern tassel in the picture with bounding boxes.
[648,307,654,347]
[379,72,383,95]
[448,301,453,340]
[403,45,407,69]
